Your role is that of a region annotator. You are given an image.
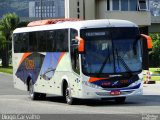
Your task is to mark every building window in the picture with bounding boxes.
[107,0,110,10]
[111,0,138,11]
[112,0,120,10]
[130,0,137,11]
[121,0,128,11]
[138,0,148,10]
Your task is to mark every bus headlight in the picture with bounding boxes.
[82,81,102,89]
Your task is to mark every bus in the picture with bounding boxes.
[12,19,152,105]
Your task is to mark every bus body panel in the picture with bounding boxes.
[12,19,145,101]
[81,75,143,99]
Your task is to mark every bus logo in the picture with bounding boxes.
[25,58,35,70]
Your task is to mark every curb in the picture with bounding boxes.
[144,80,160,84]
[156,81,160,84]
[0,72,13,77]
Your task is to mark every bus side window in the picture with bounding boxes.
[70,29,80,74]
[47,30,56,52]
[29,32,37,52]
[56,29,68,52]
[14,33,29,53]
[22,33,29,52]
[14,34,21,53]
[37,31,47,52]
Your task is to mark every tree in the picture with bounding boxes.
[0,31,6,48]
[149,33,160,67]
[0,13,20,67]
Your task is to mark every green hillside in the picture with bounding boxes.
[0,0,33,17]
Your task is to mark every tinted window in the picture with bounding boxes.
[56,29,68,52]
[14,29,68,53]
[28,32,37,52]
[111,27,139,39]
[70,29,79,74]
[46,30,56,52]
[37,31,47,52]
[14,33,29,52]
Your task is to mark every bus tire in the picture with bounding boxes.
[29,80,39,100]
[115,97,126,104]
[65,85,74,105]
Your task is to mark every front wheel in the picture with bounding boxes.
[65,86,74,105]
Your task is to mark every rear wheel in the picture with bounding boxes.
[115,97,126,104]
[29,80,46,100]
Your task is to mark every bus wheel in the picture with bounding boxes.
[29,80,39,100]
[65,86,74,105]
[115,97,126,104]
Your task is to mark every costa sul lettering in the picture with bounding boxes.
[25,58,35,70]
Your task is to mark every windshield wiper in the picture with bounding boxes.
[133,36,140,55]
[115,49,132,73]
[98,47,111,77]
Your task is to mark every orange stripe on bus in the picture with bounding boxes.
[58,52,65,64]
[18,53,32,66]
[89,77,109,83]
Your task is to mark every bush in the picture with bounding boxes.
[149,33,160,67]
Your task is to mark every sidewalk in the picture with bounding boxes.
[156,81,160,84]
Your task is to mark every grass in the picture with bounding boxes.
[151,76,160,81]
[149,68,160,74]
[144,68,160,81]
[0,65,13,74]
[0,65,160,81]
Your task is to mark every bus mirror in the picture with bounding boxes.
[71,39,78,46]
[75,36,85,53]
[141,34,153,50]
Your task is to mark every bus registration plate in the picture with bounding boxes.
[110,90,121,95]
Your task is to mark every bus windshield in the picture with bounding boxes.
[81,27,142,76]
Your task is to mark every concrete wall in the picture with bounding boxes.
[95,0,151,26]
[85,0,95,20]
[65,0,151,26]
[103,11,151,26]
[65,0,95,20]
[149,16,160,33]
[149,23,160,33]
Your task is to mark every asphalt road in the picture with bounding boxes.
[0,73,160,120]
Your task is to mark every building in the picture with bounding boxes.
[65,0,151,34]
[149,16,160,33]
[29,0,64,19]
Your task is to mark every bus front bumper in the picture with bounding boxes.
[77,83,143,99]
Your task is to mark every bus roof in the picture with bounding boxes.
[13,19,138,33]
[27,18,81,27]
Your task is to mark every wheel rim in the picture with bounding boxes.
[66,88,71,103]
[29,81,34,98]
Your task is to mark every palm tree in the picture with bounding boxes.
[0,31,6,48]
[0,13,20,67]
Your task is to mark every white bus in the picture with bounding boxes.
[12,19,152,104]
